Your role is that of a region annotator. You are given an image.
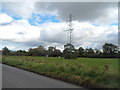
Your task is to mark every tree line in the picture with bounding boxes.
[2,43,120,58]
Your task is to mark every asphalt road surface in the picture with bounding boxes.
[2,64,88,88]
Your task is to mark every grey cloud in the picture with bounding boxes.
[23,41,43,47]
[40,30,66,44]
[35,2,117,23]
[1,2,117,24]
[0,2,118,51]
[1,2,34,18]
[17,32,25,35]
[23,40,64,50]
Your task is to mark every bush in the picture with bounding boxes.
[64,53,77,59]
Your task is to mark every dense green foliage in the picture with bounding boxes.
[2,47,10,55]
[64,53,77,59]
[2,56,119,88]
[2,43,119,58]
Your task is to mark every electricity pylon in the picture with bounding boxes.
[65,14,74,45]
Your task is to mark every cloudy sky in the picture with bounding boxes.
[0,1,118,51]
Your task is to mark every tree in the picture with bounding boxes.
[95,49,102,54]
[63,44,77,59]
[46,46,55,57]
[46,46,61,57]
[78,47,84,57]
[103,43,118,54]
[52,49,62,57]
[13,50,28,56]
[28,48,36,56]
[48,46,56,52]
[2,47,10,55]
[84,48,94,57]
[37,46,46,56]
[28,46,46,56]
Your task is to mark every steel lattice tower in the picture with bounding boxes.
[65,14,74,45]
[64,14,77,59]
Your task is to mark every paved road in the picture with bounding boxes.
[2,64,87,88]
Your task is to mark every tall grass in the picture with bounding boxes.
[2,56,119,88]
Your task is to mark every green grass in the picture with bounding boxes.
[2,56,119,88]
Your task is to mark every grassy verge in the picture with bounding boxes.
[2,56,119,88]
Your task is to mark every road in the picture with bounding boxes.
[2,64,87,88]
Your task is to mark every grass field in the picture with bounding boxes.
[2,56,119,88]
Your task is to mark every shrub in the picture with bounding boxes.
[64,53,77,59]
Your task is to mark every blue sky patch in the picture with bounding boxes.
[110,23,118,26]
[28,13,60,26]
[1,9,22,20]
[92,24,100,26]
